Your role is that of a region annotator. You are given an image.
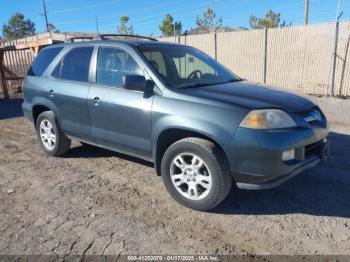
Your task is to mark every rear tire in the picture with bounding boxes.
[161,137,232,211]
[36,111,71,156]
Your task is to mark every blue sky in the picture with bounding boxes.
[0,0,349,36]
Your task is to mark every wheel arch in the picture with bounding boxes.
[153,127,229,176]
[32,105,51,125]
[31,97,60,126]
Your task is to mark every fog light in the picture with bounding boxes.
[282,149,295,161]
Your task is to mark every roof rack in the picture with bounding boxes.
[67,36,95,42]
[98,34,158,41]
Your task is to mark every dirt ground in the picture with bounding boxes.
[0,96,350,257]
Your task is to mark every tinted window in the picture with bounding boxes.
[96,47,143,87]
[143,51,167,77]
[28,47,63,76]
[139,45,239,89]
[53,47,93,82]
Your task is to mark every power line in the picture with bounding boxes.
[285,9,344,21]
[77,0,233,32]
[95,0,248,33]
[53,0,185,26]
[52,0,343,34]
[96,0,310,32]
[132,0,226,24]
[276,1,304,11]
[133,0,245,26]
[49,0,122,15]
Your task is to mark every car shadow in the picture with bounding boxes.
[0,98,24,120]
[213,131,350,218]
[66,132,350,218]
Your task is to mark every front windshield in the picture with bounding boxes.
[138,45,240,89]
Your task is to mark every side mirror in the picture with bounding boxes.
[123,75,146,92]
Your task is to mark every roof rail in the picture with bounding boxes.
[67,36,95,42]
[98,34,158,41]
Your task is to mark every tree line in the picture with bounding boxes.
[1,8,291,40]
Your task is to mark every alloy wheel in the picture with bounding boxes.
[170,153,212,200]
[39,119,56,150]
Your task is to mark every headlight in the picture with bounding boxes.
[239,109,296,129]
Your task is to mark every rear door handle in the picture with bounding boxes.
[93,97,101,106]
[49,89,54,97]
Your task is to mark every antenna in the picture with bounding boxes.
[95,16,99,34]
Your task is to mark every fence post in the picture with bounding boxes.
[0,51,10,99]
[214,33,218,61]
[328,21,340,97]
[339,29,350,96]
[263,28,268,84]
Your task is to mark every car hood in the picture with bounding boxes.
[178,80,315,113]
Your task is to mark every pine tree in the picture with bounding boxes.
[2,12,36,40]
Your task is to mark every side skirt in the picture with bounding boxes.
[68,135,154,164]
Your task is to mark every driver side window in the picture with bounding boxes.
[96,47,144,87]
[143,51,167,77]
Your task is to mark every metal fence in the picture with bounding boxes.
[1,23,350,98]
[160,21,350,97]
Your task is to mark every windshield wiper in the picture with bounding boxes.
[180,83,213,89]
[180,78,244,89]
[223,78,244,83]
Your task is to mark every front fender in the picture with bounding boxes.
[152,115,233,148]
[150,93,250,162]
[151,115,238,164]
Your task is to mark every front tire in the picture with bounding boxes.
[36,111,71,156]
[161,137,232,211]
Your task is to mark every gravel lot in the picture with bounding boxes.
[0,96,349,256]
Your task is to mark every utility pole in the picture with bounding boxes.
[304,0,309,25]
[42,0,49,32]
[174,22,176,42]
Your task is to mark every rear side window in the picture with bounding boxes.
[53,47,93,82]
[28,47,63,76]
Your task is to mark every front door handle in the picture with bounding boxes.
[49,89,54,97]
[93,97,101,106]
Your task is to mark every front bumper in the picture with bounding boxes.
[236,155,320,190]
[225,125,329,190]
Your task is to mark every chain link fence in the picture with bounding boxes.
[160,22,350,97]
[1,24,350,98]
